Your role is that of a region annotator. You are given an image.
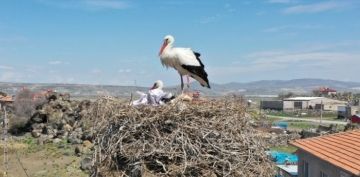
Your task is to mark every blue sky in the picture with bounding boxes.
[0,0,360,86]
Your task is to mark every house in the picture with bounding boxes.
[0,95,13,105]
[291,130,360,177]
[0,95,13,103]
[338,106,360,119]
[319,87,337,96]
[283,97,347,111]
[260,100,283,111]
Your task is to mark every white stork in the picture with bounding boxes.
[158,35,210,91]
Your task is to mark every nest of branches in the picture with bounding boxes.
[87,97,275,177]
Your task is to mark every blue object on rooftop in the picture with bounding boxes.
[270,151,298,164]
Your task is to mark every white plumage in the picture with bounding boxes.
[158,35,210,90]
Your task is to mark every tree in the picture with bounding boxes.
[14,88,35,117]
[312,89,321,97]
[278,92,295,100]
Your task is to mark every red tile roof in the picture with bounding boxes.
[291,130,360,175]
[319,87,337,93]
[0,95,13,102]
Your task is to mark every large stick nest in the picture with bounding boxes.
[87,97,275,177]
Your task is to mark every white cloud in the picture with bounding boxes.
[0,71,25,82]
[91,69,102,74]
[200,14,222,24]
[35,0,130,11]
[48,60,62,65]
[200,3,236,24]
[267,0,297,4]
[84,0,129,10]
[118,69,132,73]
[248,51,359,65]
[0,65,14,70]
[208,42,360,83]
[283,1,349,14]
[256,11,267,16]
[263,24,323,33]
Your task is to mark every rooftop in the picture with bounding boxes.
[277,165,298,175]
[284,97,323,101]
[319,87,337,93]
[291,130,360,175]
[0,95,13,103]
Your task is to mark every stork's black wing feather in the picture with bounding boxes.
[181,64,210,88]
[193,52,204,68]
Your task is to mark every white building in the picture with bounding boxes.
[283,97,347,111]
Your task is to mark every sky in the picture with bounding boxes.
[0,0,360,86]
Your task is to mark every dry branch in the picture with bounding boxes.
[86,98,275,177]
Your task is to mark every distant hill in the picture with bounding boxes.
[1,79,360,98]
[177,78,360,96]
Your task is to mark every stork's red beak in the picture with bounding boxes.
[158,40,167,56]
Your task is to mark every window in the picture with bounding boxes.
[294,101,303,109]
[320,171,328,177]
[304,161,309,177]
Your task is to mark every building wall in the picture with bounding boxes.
[308,98,346,111]
[283,98,347,111]
[278,170,294,177]
[283,100,309,110]
[283,100,294,110]
[297,149,355,177]
[260,100,283,110]
[351,106,360,115]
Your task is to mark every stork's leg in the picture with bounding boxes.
[186,75,190,89]
[180,74,184,93]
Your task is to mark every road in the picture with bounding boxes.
[267,115,348,125]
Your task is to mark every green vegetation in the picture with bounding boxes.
[270,145,298,154]
[287,121,318,130]
[1,136,87,177]
[22,136,39,153]
[266,111,338,120]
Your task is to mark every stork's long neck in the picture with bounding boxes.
[163,43,173,53]
[160,43,174,57]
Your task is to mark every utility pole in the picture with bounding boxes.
[320,100,323,125]
[2,103,8,176]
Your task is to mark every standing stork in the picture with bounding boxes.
[158,35,210,91]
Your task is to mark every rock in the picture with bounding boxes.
[79,100,91,110]
[42,126,57,135]
[60,93,71,101]
[31,123,45,130]
[80,157,92,171]
[30,112,47,123]
[75,140,93,156]
[74,127,83,132]
[47,92,59,101]
[53,138,62,144]
[31,130,41,138]
[63,124,73,132]
[47,111,63,124]
[75,146,81,156]
[83,140,93,148]
[47,134,55,139]
[39,135,53,143]
[68,135,82,144]
[82,130,94,141]
[37,137,45,145]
